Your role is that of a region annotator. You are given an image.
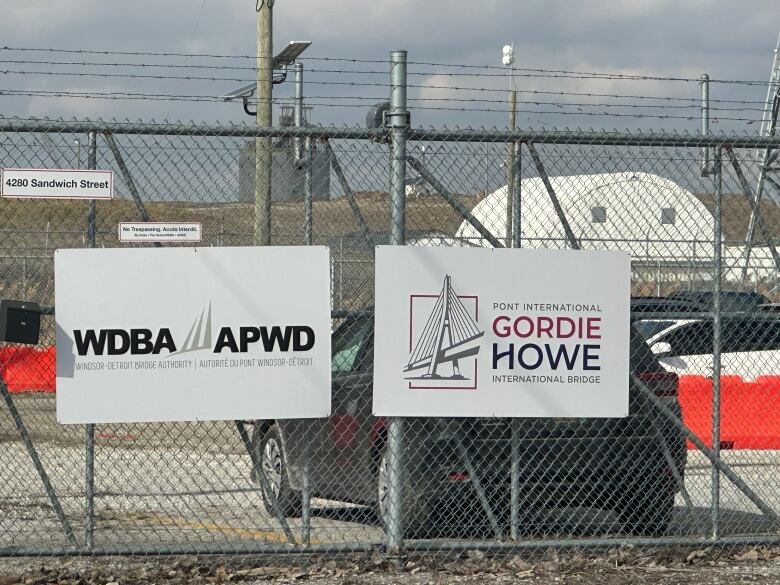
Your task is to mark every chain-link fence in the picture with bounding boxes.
[1,112,780,557]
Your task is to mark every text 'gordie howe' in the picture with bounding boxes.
[372,246,630,418]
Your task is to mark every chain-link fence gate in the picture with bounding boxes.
[1,69,780,556]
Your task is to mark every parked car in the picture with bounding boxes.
[252,311,686,536]
[666,291,770,314]
[630,296,707,316]
[635,315,780,381]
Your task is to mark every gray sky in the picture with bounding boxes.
[0,0,778,131]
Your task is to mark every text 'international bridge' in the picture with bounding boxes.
[404,275,484,380]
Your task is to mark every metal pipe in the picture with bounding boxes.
[407,156,504,249]
[301,442,311,546]
[725,147,780,273]
[509,419,521,541]
[649,416,694,510]
[5,119,780,147]
[0,542,380,557]
[451,430,503,541]
[304,137,313,246]
[294,62,313,246]
[85,129,97,548]
[86,130,97,248]
[85,423,95,549]
[325,140,373,249]
[700,74,710,176]
[512,145,522,249]
[234,421,297,546]
[506,90,517,246]
[9,534,780,557]
[404,534,780,553]
[742,89,779,282]
[711,147,722,539]
[0,380,77,547]
[526,142,580,249]
[509,143,522,539]
[102,133,152,223]
[634,373,779,524]
[102,132,163,248]
[389,50,408,246]
[385,49,408,558]
[294,63,304,162]
[254,0,273,246]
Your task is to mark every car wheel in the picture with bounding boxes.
[256,424,302,518]
[615,478,675,536]
[376,445,432,537]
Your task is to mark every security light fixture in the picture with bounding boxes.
[220,41,312,116]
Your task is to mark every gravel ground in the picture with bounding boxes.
[3,394,780,571]
[2,547,780,584]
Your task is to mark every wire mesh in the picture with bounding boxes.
[0,118,779,557]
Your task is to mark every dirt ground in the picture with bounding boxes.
[2,547,780,584]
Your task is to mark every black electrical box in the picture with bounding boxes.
[0,300,42,345]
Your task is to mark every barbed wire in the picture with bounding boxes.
[0,47,774,86]
[0,68,772,101]
[0,82,769,112]
[2,89,771,118]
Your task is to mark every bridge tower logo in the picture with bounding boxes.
[170,302,212,356]
[404,275,483,389]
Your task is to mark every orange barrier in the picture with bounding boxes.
[2,347,780,449]
[679,375,780,450]
[0,347,56,393]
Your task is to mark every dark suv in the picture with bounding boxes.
[252,311,686,536]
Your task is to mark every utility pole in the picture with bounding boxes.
[255,0,274,246]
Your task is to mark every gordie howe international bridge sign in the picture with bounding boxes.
[373,246,630,418]
[55,247,331,423]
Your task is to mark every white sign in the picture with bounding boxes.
[119,222,202,243]
[55,246,331,423]
[1,168,113,200]
[373,246,630,418]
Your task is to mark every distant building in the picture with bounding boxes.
[238,107,330,203]
[458,172,714,255]
[454,172,776,285]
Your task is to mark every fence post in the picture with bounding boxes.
[386,49,408,558]
[295,62,312,545]
[85,129,97,549]
[506,91,517,246]
[86,130,97,248]
[711,145,723,540]
[510,145,522,540]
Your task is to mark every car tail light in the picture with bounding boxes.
[447,472,470,482]
[639,371,679,397]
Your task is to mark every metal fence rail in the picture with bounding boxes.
[2,65,780,558]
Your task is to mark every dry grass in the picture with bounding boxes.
[0,191,473,245]
[696,193,780,243]
[3,190,778,244]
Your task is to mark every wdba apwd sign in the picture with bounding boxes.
[373,246,630,418]
[56,247,331,423]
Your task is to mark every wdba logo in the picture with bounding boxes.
[172,303,212,356]
[405,275,483,390]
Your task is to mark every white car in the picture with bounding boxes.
[635,317,780,381]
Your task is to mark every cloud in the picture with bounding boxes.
[0,0,777,130]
